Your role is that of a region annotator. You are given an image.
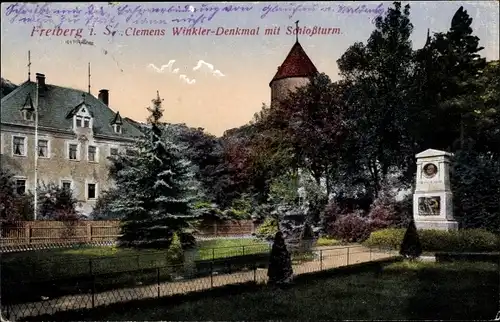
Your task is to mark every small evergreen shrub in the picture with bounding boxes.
[364,228,500,252]
[399,220,422,259]
[166,233,184,266]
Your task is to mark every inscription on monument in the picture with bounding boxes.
[423,163,438,178]
[418,196,440,216]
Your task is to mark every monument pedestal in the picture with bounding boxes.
[414,220,458,231]
[413,149,458,231]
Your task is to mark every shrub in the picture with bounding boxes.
[255,217,278,241]
[320,200,345,235]
[364,228,500,252]
[368,185,398,230]
[166,233,184,266]
[331,211,372,243]
[399,220,422,259]
[37,182,79,220]
[267,231,293,285]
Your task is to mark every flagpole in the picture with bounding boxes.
[34,79,39,221]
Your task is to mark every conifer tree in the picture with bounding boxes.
[399,220,422,260]
[267,231,293,285]
[110,91,199,249]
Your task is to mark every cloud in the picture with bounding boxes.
[148,61,176,73]
[192,60,225,78]
[179,74,196,85]
[148,61,196,85]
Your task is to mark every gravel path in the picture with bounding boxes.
[4,247,397,320]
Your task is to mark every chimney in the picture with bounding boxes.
[98,89,109,106]
[36,73,46,96]
[35,73,46,87]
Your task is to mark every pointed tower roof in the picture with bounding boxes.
[269,41,318,86]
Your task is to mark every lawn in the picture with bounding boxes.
[1,238,269,282]
[22,260,500,321]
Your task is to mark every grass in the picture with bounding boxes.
[1,238,267,281]
[197,238,271,260]
[315,237,341,247]
[1,238,271,304]
[21,260,499,321]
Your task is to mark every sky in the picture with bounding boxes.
[1,1,499,136]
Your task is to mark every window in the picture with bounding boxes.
[87,183,96,199]
[88,145,97,162]
[61,180,72,191]
[75,116,91,128]
[12,136,26,156]
[113,124,122,134]
[38,139,49,158]
[110,147,118,156]
[68,144,78,160]
[15,179,26,195]
[24,110,34,121]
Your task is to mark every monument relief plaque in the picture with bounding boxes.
[422,163,438,178]
[418,196,440,216]
[413,149,458,230]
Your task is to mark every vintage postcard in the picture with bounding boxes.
[1,1,499,321]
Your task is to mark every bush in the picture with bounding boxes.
[364,228,500,252]
[320,200,345,235]
[331,211,372,243]
[166,233,184,266]
[399,220,422,259]
[255,217,278,241]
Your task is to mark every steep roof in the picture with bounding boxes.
[1,80,143,139]
[269,41,318,86]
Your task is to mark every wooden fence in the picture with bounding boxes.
[0,220,257,247]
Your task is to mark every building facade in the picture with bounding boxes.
[1,73,143,216]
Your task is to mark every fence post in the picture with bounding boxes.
[87,222,92,242]
[25,223,30,244]
[347,247,350,266]
[369,248,372,261]
[242,246,245,256]
[157,267,160,298]
[212,248,215,261]
[214,222,218,237]
[210,261,213,288]
[91,274,95,309]
[320,250,323,271]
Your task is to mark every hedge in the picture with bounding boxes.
[363,228,500,253]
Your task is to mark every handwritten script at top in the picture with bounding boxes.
[3,3,385,29]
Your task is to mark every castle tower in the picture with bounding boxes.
[269,40,318,108]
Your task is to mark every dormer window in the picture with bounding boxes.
[75,116,91,128]
[21,94,35,121]
[110,111,123,135]
[67,95,94,130]
[24,110,34,121]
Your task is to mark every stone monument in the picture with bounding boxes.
[413,149,458,230]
